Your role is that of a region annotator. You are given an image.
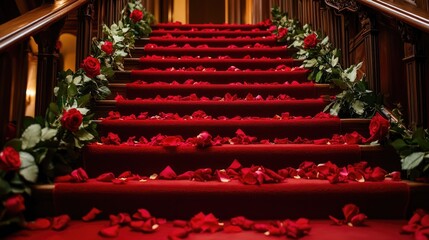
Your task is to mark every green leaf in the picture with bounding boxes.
[49,102,59,115]
[21,124,42,150]
[19,151,38,183]
[390,139,408,151]
[67,83,78,98]
[0,178,11,195]
[77,93,91,108]
[329,102,341,116]
[23,116,36,130]
[41,127,58,141]
[74,129,95,142]
[315,71,323,82]
[352,100,365,115]
[4,139,22,151]
[402,152,425,170]
[331,55,339,67]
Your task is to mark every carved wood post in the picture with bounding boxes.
[34,19,65,116]
[398,22,427,126]
[76,0,95,68]
[358,9,380,93]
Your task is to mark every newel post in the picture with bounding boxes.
[34,19,65,116]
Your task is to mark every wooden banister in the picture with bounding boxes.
[357,0,429,33]
[0,0,89,52]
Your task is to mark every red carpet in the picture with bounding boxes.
[7,220,411,240]
[29,22,428,240]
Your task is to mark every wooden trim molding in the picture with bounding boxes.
[324,0,359,12]
[0,0,89,52]
[357,0,429,33]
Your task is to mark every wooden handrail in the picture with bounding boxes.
[0,0,89,51]
[357,0,429,33]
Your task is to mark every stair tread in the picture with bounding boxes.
[8,219,413,240]
[153,23,268,30]
[150,30,271,37]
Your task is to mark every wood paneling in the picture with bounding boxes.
[189,0,225,24]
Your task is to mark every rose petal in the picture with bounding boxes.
[158,166,177,180]
[52,214,71,231]
[26,218,51,230]
[421,215,429,227]
[409,212,424,225]
[54,175,73,183]
[329,215,343,225]
[99,225,120,238]
[82,207,102,221]
[350,213,367,226]
[342,204,360,222]
[141,219,159,233]
[401,224,419,234]
[176,171,194,180]
[228,159,242,171]
[133,208,152,220]
[96,172,115,182]
[118,171,133,178]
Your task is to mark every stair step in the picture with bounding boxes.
[125,58,302,70]
[98,119,368,140]
[108,82,336,100]
[96,98,327,117]
[7,217,416,240]
[83,145,399,177]
[152,23,268,30]
[150,30,272,37]
[53,180,411,220]
[131,46,293,58]
[115,70,308,83]
[140,37,277,47]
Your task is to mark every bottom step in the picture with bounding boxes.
[50,179,424,220]
[6,219,411,240]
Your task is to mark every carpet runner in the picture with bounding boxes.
[18,23,428,239]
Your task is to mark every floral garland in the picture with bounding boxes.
[0,0,152,230]
[269,7,428,179]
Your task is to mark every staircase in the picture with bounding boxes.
[11,23,429,240]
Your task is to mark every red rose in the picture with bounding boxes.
[303,33,319,49]
[344,131,364,144]
[364,113,390,143]
[101,41,114,55]
[130,9,143,23]
[277,27,288,40]
[61,108,83,132]
[0,147,21,171]
[3,195,25,214]
[81,56,100,78]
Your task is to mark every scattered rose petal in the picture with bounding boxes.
[224,225,243,233]
[26,218,51,230]
[82,207,102,221]
[99,225,120,238]
[52,214,71,231]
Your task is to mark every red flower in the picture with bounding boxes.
[82,207,102,221]
[364,113,390,143]
[303,33,318,49]
[101,41,114,55]
[81,56,100,78]
[70,168,89,182]
[343,204,360,222]
[3,195,25,214]
[130,9,143,23]
[277,27,288,40]
[61,108,83,132]
[0,146,21,172]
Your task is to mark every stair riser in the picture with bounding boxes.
[83,145,400,177]
[98,120,361,140]
[124,59,302,70]
[139,38,277,47]
[54,180,409,220]
[152,24,268,30]
[150,30,271,37]
[132,47,294,58]
[115,71,309,84]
